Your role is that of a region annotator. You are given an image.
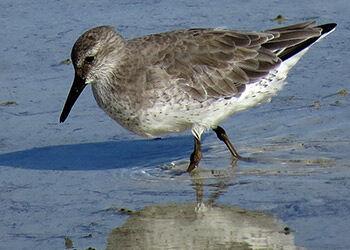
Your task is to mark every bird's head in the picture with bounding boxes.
[59,26,125,123]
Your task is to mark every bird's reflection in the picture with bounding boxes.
[106,170,303,250]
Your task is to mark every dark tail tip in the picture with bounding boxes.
[279,22,337,61]
[317,23,337,35]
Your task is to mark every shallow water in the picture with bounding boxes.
[1,0,350,249]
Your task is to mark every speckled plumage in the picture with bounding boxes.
[60,21,336,171]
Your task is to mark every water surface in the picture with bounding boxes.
[1,0,349,249]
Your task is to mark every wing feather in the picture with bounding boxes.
[128,21,326,101]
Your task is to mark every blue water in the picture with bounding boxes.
[1,0,350,249]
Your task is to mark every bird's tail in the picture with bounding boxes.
[269,21,337,61]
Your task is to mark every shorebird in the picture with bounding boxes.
[59,21,336,172]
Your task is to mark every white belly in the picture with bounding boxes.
[137,71,286,137]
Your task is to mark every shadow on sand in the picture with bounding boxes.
[0,137,193,170]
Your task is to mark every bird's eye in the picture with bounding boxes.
[85,56,95,63]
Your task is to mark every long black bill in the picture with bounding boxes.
[59,74,87,123]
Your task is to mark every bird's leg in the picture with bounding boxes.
[213,126,242,159]
[187,136,202,172]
